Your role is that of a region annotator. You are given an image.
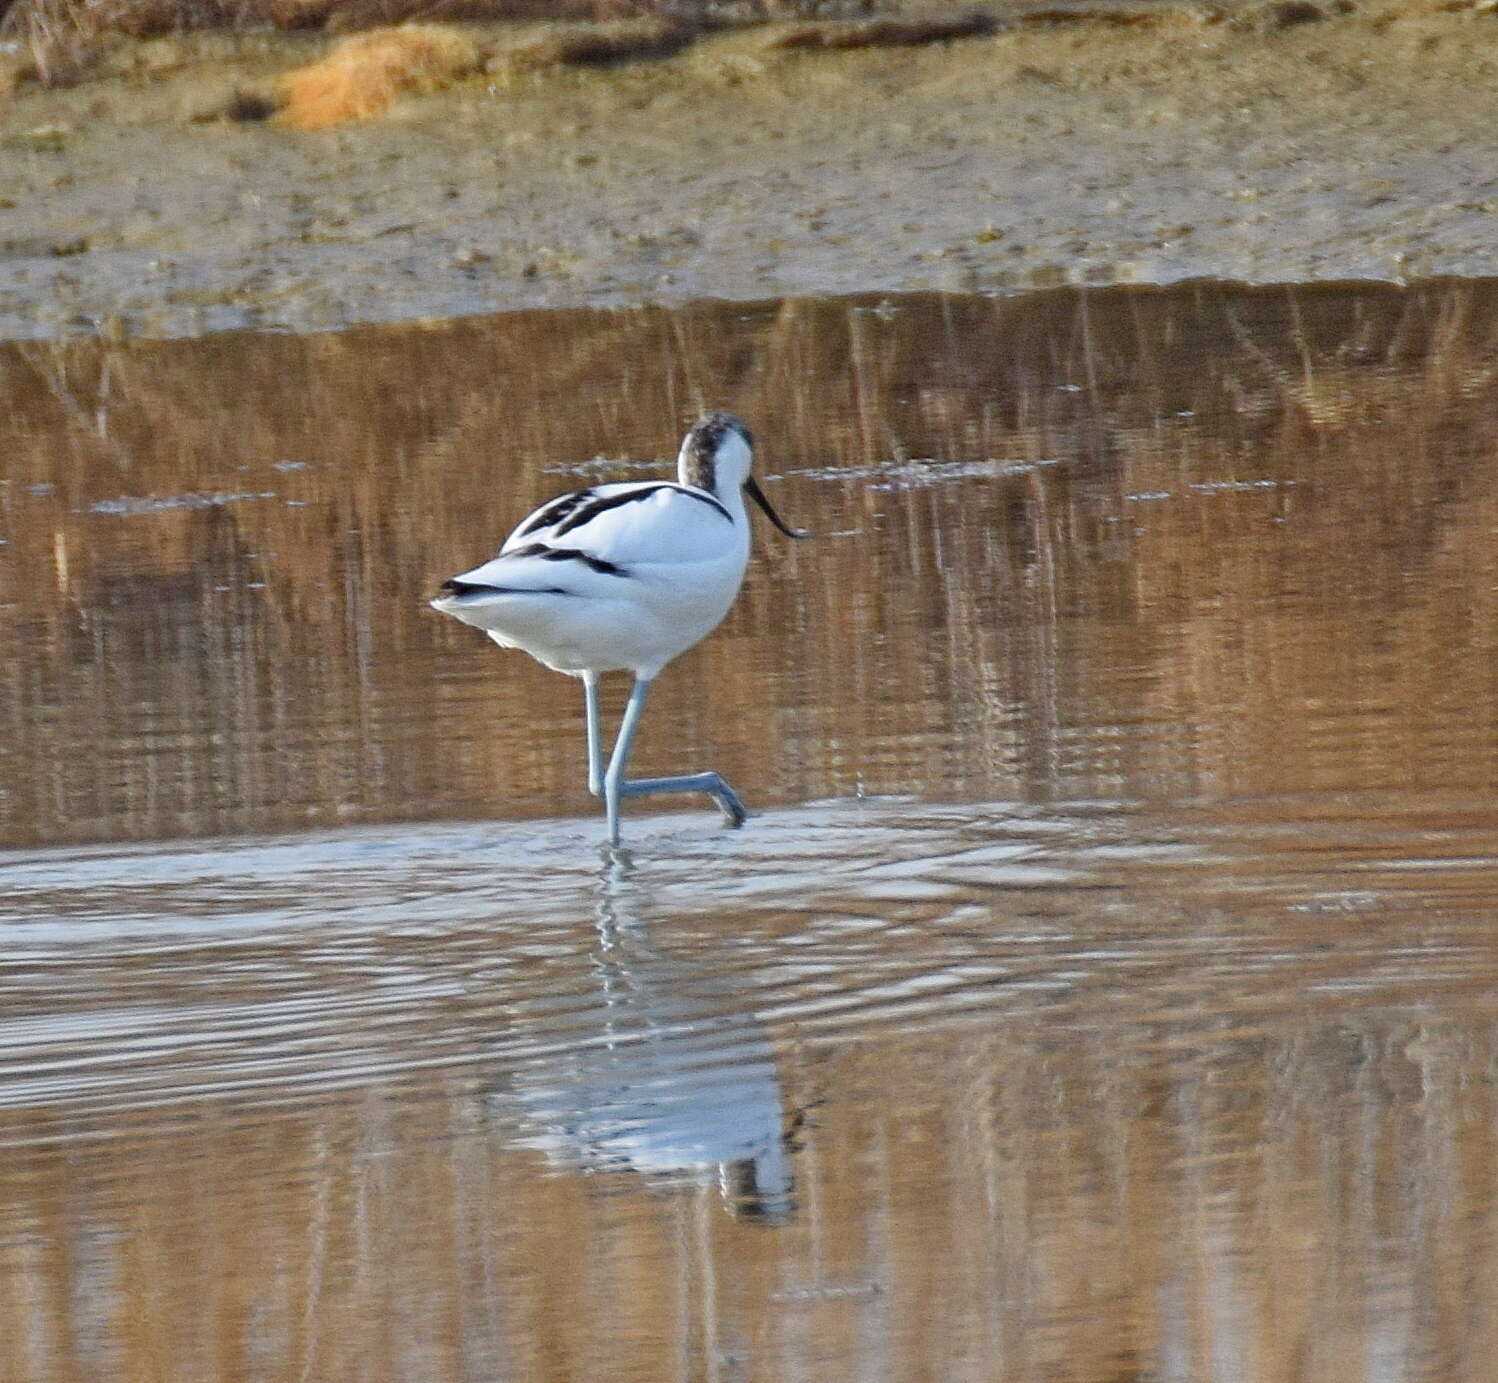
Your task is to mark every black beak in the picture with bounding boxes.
[744,475,811,539]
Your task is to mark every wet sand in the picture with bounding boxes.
[4,0,1498,339]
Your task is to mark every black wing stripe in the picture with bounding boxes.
[551,483,731,536]
[505,542,629,577]
[551,484,669,535]
[511,488,596,542]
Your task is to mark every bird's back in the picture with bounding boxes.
[436,479,751,676]
[502,481,744,572]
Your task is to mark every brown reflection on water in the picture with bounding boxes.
[6,279,1498,844]
[7,281,1498,1383]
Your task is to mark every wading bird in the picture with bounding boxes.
[430,412,808,845]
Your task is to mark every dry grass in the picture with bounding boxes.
[265,15,710,127]
[0,0,970,91]
[0,0,758,87]
[277,22,481,127]
[1,0,210,83]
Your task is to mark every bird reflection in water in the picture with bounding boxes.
[496,854,799,1223]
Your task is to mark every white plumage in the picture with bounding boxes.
[445,481,748,677]
[430,412,806,844]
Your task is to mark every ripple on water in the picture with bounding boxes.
[7,279,1498,1381]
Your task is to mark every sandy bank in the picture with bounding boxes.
[3,0,1498,340]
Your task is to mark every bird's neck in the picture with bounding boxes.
[678,450,716,493]
[678,460,744,519]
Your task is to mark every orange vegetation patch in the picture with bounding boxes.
[278,23,482,129]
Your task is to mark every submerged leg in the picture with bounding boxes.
[603,675,748,846]
[582,671,604,798]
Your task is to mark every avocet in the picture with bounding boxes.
[430,412,807,845]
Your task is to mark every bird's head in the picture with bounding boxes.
[678,411,810,539]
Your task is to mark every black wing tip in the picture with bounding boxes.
[433,578,569,600]
[437,578,515,598]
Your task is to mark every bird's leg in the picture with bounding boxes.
[602,675,748,845]
[582,671,604,798]
[603,675,653,846]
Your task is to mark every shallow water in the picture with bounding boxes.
[6,281,1498,1381]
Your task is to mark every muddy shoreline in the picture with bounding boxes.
[3,0,1498,341]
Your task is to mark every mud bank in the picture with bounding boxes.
[3,0,1498,340]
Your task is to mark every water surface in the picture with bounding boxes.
[5,281,1498,1382]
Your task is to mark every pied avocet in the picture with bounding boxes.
[430,412,807,845]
